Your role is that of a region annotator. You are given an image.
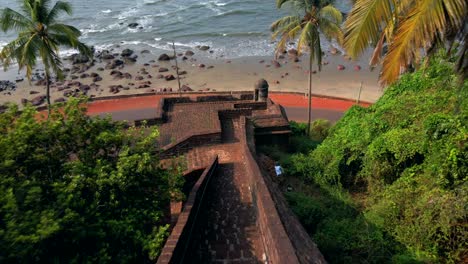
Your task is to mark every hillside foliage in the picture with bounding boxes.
[285,54,467,263]
[0,99,182,263]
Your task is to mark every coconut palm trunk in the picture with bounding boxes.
[46,72,51,116]
[307,52,313,136]
[272,1,343,137]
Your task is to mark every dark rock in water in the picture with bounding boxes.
[149,59,156,63]
[121,49,134,57]
[54,97,66,103]
[141,50,151,54]
[102,54,115,60]
[31,95,46,106]
[0,80,17,91]
[185,50,194,56]
[15,77,24,83]
[158,53,171,61]
[128,23,139,28]
[165,74,175,81]
[199,45,210,51]
[182,56,188,61]
[158,67,169,72]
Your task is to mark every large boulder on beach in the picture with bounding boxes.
[31,95,46,106]
[330,47,341,55]
[72,54,90,64]
[158,53,171,61]
[198,45,210,51]
[272,60,281,68]
[288,48,298,57]
[185,50,195,56]
[121,49,134,57]
[165,74,175,81]
[181,85,193,92]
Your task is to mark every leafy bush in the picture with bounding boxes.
[288,55,468,263]
[0,99,182,263]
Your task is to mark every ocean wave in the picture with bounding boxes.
[178,31,266,38]
[0,41,8,50]
[101,9,112,13]
[215,9,257,17]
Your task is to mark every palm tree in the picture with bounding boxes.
[343,0,467,85]
[0,0,91,115]
[272,0,343,136]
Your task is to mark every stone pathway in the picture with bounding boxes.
[185,117,265,263]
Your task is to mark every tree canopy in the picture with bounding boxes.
[0,99,182,263]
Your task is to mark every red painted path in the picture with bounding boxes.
[86,93,370,117]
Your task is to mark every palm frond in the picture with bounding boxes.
[381,0,447,85]
[0,8,32,32]
[318,17,343,44]
[276,0,291,8]
[442,0,466,27]
[319,5,342,24]
[297,21,313,55]
[271,16,300,34]
[46,1,72,24]
[343,0,395,59]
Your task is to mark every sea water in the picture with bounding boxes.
[0,0,353,59]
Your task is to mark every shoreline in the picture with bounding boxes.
[0,46,383,107]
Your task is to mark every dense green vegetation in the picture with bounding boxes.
[275,55,467,263]
[0,99,182,263]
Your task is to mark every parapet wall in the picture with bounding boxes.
[239,116,300,264]
[157,157,219,264]
[242,116,327,264]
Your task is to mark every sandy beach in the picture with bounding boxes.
[0,46,382,107]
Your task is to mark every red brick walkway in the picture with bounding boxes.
[186,117,265,263]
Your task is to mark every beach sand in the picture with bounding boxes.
[0,47,383,106]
